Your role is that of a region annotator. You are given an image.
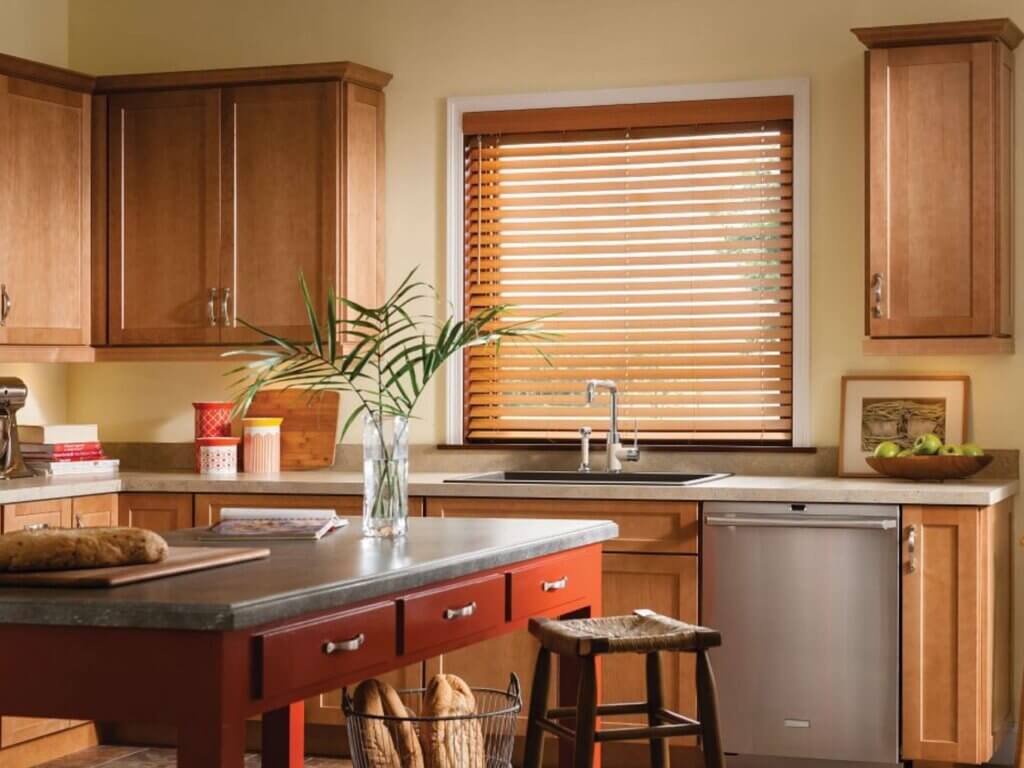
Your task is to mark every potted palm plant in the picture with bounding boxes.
[229,271,545,538]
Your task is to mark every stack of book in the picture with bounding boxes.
[18,424,120,476]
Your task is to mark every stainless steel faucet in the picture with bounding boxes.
[584,379,639,472]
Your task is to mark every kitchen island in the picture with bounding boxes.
[0,516,616,767]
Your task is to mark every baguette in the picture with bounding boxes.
[422,674,485,768]
[0,527,167,572]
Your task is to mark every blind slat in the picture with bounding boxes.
[464,111,794,445]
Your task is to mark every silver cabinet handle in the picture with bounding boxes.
[444,601,477,620]
[323,633,365,655]
[74,513,83,528]
[208,288,219,326]
[907,525,916,573]
[23,523,49,532]
[542,577,568,592]
[705,515,897,530]
[871,273,884,319]
[1,284,10,326]
[221,287,232,327]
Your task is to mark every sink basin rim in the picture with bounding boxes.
[443,471,732,486]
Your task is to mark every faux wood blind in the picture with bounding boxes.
[463,98,794,444]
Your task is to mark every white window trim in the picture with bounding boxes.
[445,78,811,446]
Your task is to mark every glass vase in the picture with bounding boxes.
[362,413,409,538]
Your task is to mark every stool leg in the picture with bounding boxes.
[645,652,669,768]
[573,655,598,768]
[695,650,725,768]
[524,647,552,768]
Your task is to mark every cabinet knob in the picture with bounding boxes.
[871,273,884,319]
[207,288,219,327]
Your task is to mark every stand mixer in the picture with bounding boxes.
[0,378,35,479]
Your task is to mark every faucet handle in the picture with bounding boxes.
[625,418,640,462]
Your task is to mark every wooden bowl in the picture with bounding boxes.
[866,454,993,481]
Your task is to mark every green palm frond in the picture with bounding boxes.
[226,269,554,441]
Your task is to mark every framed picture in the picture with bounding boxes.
[839,375,970,477]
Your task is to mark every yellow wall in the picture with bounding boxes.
[63,0,1024,451]
[0,0,71,426]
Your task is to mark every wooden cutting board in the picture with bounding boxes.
[0,546,270,588]
[245,389,341,470]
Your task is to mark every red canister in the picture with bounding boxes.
[193,402,234,471]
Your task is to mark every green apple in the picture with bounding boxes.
[897,448,914,457]
[961,443,985,457]
[939,444,963,456]
[873,440,901,459]
[913,433,943,456]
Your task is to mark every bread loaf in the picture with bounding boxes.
[0,527,168,572]
[352,679,403,768]
[422,674,485,768]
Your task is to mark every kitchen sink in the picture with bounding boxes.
[444,471,730,486]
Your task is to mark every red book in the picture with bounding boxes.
[20,442,103,454]
[22,450,107,462]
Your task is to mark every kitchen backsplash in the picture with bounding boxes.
[103,443,1020,479]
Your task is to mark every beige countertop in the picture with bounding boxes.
[0,470,1016,507]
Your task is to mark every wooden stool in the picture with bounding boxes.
[523,609,725,768]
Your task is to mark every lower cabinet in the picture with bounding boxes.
[117,493,193,531]
[901,501,1012,764]
[423,496,700,756]
[0,495,116,748]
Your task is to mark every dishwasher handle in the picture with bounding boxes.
[705,514,897,531]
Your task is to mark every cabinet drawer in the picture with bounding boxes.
[72,494,118,528]
[426,498,698,554]
[404,574,505,656]
[509,547,597,621]
[2,498,72,533]
[259,601,397,700]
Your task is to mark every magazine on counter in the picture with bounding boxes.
[199,507,348,541]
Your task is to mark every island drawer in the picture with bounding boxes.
[509,546,600,621]
[258,600,397,699]
[403,573,505,656]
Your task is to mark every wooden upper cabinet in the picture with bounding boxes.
[220,82,338,342]
[107,89,222,345]
[855,20,1020,353]
[0,71,91,346]
[97,62,389,349]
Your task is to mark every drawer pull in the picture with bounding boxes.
[23,523,50,532]
[443,602,477,621]
[542,576,569,592]
[322,633,366,655]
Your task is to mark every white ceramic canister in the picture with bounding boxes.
[242,417,283,473]
[197,436,240,475]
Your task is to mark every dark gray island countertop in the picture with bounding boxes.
[0,516,617,631]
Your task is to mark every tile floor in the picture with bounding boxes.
[38,745,353,768]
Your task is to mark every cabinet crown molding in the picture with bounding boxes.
[852,18,1023,50]
[94,60,392,93]
[0,52,95,92]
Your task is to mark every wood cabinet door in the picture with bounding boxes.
[117,493,193,531]
[219,82,338,343]
[108,89,221,345]
[0,75,90,345]
[1,498,72,533]
[867,43,1001,337]
[71,493,118,528]
[902,503,1010,764]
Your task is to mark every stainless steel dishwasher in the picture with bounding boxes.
[702,501,900,768]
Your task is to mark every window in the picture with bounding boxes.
[447,83,809,446]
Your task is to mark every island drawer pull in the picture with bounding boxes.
[323,633,366,655]
[443,602,477,621]
[542,576,569,592]
[23,522,50,531]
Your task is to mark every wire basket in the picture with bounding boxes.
[343,675,522,768]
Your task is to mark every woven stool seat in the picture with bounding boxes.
[529,610,721,657]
